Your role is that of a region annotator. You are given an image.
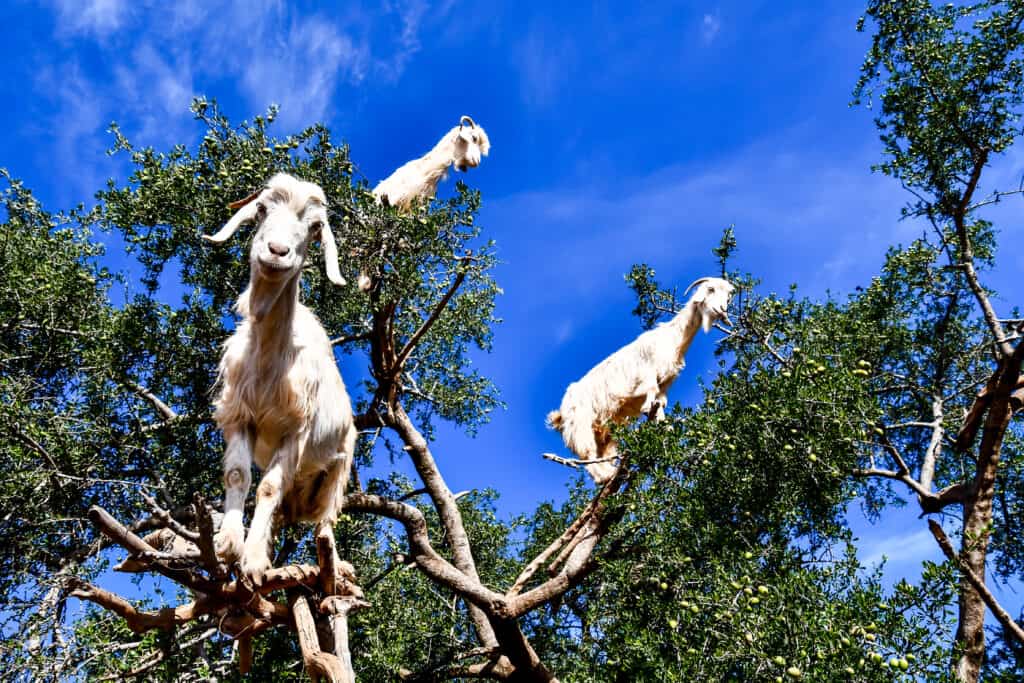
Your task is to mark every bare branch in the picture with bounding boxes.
[395,270,467,369]
[126,380,178,422]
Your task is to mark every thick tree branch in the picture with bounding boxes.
[928,520,1024,646]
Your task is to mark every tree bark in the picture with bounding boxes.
[954,348,1022,682]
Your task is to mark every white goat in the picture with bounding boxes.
[547,277,735,484]
[359,116,491,291]
[204,173,356,585]
[372,115,490,211]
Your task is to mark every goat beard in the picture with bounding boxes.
[701,309,714,333]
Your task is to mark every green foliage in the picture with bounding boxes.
[0,99,504,680]
[854,0,1024,214]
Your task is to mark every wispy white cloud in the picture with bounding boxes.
[28,0,442,196]
[516,21,577,110]
[30,63,112,203]
[49,0,129,37]
[113,44,195,146]
[488,123,912,312]
[861,527,941,568]
[239,14,366,128]
[701,12,722,44]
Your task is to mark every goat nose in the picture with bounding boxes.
[267,241,290,257]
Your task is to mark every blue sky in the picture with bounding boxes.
[5,0,1023,622]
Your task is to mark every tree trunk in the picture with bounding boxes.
[954,354,1020,681]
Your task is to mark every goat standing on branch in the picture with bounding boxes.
[372,115,490,211]
[548,277,735,484]
[358,115,491,291]
[203,173,357,586]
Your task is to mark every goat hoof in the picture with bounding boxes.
[214,526,245,564]
[240,554,273,587]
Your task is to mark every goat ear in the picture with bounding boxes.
[204,192,262,243]
[320,222,346,286]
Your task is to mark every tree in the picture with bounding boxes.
[852,2,1024,679]
[3,2,1022,677]
[0,98,943,681]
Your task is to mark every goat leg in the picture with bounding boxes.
[214,427,253,564]
[241,452,292,587]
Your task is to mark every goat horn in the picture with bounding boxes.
[683,277,713,297]
[320,223,346,286]
[460,115,476,128]
[228,188,262,211]
[203,193,263,243]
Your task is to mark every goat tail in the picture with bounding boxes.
[546,409,563,430]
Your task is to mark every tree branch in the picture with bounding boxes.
[395,270,466,370]
[928,520,1024,646]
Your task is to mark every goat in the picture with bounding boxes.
[547,277,735,484]
[358,115,491,291]
[204,173,356,585]
[372,115,490,211]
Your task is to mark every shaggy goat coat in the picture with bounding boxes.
[371,116,490,211]
[208,174,355,582]
[548,278,733,484]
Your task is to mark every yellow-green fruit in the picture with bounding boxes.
[808,454,818,462]
[758,585,770,594]
[660,582,669,590]
[844,667,855,675]
[905,654,916,662]
[668,619,678,628]
[782,371,792,378]
[745,633,754,643]
[749,597,760,605]
[786,666,802,679]
[744,551,754,559]
[841,637,851,646]
[690,604,699,614]
[772,656,786,666]
[898,658,909,671]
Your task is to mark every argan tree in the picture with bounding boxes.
[2,1,1023,679]
[0,101,941,681]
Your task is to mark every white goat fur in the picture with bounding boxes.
[205,173,356,584]
[548,277,735,484]
[372,115,490,212]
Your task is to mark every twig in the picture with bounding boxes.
[541,453,619,470]
[395,270,467,369]
[139,492,199,543]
